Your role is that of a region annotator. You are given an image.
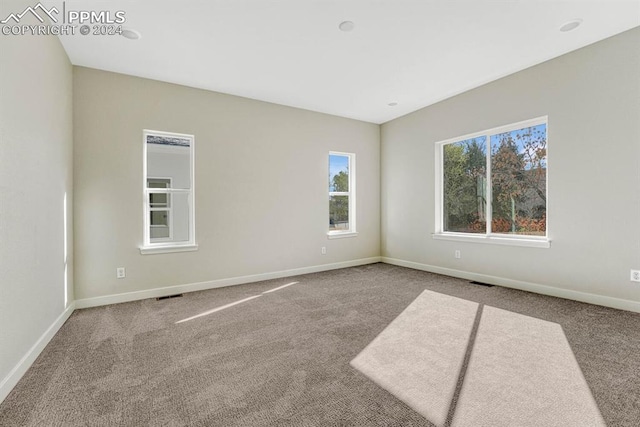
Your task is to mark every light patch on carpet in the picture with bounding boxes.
[451,306,606,427]
[176,295,262,324]
[262,281,299,294]
[350,290,479,427]
[352,291,605,427]
[176,280,299,324]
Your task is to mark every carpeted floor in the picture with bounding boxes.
[1,263,639,426]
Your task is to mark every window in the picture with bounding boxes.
[141,130,197,254]
[328,152,356,238]
[435,117,548,247]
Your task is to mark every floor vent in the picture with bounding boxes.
[469,281,494,288]
[156,294,183,301]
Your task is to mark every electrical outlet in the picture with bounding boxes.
[454,250,461,259]
[321,247,327,255]
[116,267,126,279]
[631,270,640,282]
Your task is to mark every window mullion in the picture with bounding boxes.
[145,189,190,194]
[485,133,492,236]
[440,143,445,233]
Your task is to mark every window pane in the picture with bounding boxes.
[150,210,170,240]
[150,208,170,240]
[442,137,487,233]
[329,195,349,230]
[149,192,191,243]
[150,227,170,239]
[490,124,546,236]
[329,154,349,192]
[148,178,170,189]
[150,210,169,227]
[147,135,191,190]
[149,192,169,208]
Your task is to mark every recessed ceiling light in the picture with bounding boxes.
[388,102,398,107]
[339,21,355,32]
[121,28,142,40]
[559,19,582,32]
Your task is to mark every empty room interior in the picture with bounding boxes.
[1,0,640,425]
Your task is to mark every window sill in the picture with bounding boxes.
[327,231,358,240]
[432,233,550,248]
[140,243,199,255]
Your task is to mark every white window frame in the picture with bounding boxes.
[434,116,550,248]
[140,130,197,255]
[328,151,357,239]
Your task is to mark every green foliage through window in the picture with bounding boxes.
[443,137,487,233]
[442,121,547,236]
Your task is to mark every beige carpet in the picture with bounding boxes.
[351,290,606,427]
[1,263,638,426]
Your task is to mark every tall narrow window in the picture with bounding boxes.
[328,152,356,237]
[436,117,548,247]
[141,130,197,254]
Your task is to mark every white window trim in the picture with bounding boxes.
[140,130,197,255]
[434,116,549,248]
[328,151,357,238]
[328,231,358,239]
[140,244,198,255]
[432,232,550,248]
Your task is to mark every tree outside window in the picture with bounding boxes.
[441,120,547,237]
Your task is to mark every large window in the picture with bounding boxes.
[328,152,356,238]
[141,130,197,254]
[435,117,548,247]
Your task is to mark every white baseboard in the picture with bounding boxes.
[381,257,640,314]
[0,302,76,403]
[2,258,381,403]
[75,257,382,309]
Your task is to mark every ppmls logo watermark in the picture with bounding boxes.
[1,2,126,36]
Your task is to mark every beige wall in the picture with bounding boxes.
[0,1,73,391]
[381,28,640,306]
[73,67,380,300]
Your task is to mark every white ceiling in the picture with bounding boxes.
[51,1,639,124]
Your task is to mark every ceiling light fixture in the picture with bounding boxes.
[559,19,582,32]
[121,28,142,40]
[339,21,355,32]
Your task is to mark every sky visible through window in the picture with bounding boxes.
[491,124,547,170]
[446,124,546,171]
